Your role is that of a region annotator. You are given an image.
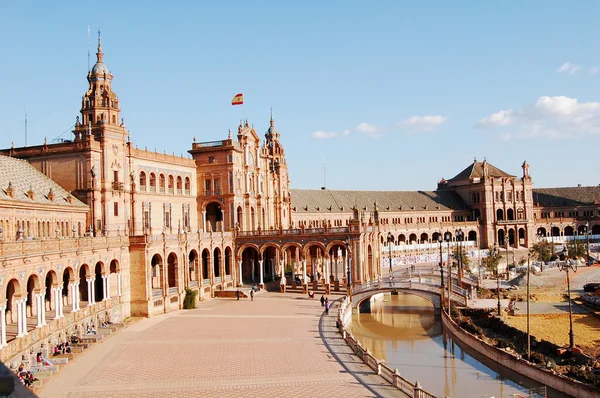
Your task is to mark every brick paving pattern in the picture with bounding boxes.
[39,292,402,398]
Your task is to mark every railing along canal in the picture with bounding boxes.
[337,296,437,398]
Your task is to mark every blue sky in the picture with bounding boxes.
[1,1,599,190]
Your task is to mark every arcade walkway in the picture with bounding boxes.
[39,292,397,398]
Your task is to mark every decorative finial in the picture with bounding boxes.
[96,28,104,63]
[193,136,196,143]
[228,129,231,139]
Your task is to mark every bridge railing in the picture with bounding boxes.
[337,296,436,397]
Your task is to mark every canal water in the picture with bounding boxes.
[351,292,566,398]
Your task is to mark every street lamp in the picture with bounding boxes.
[526,252,531,361]
[536,231,544,271]
[492,243,501,315]
[446,232,452,314]
[438,235,444,288]
[346,236,351,291]
[558,248,577,348]
[387,232,394,275]
[455,228,464,278]
[585,222,591,266]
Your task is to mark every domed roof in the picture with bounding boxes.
[91,61,108,75]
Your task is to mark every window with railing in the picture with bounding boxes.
[139,171,147,192]
[149,173,156,192]
[176,176,182,194]
[168,175,174,194]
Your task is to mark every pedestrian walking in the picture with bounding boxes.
[236,289,240,301]
[250,290,254,301]
[320,295,325,307]
[325,300,330,315]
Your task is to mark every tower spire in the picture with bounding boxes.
[97,29,103,63]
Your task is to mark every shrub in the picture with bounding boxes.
[183,287,198,309]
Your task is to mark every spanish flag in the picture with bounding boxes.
[231,93,244,106]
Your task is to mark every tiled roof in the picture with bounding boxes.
[0,155,87,208]
[448,160,513,182]
[533,186,600,207]
[290,189,468,213]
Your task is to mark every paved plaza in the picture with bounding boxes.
[39,291,398,398]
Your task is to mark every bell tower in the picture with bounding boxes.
[72,31,130,237]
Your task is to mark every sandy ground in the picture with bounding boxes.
[502,264,600,357]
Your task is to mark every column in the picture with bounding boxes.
[302,260,307,284]
[16,300,23,338]
[71,284,77,312]
[280,260,286,283]
[41,293,47,326]
[251,260,255,282]
[35,294,43,328]
[202,211,207,233]
[106,275,111,299]
[258,260,264,286]
[0,304,7,347]
[75,283,81,311]
[238,260,243,286]
[21,300,28,336]
[87,279,93,306]
[102,275,108,301]
[117,272,122,296]
[54,288,61,320]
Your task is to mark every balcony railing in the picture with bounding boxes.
[112,182,124,191]
[189,280,199,287]
[203,190,222,196]
[168,287,177,295]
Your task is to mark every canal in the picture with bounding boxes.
[351,292,566,398]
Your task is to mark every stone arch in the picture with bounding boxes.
[518,228,526,245]
[5,278,21,324]
[497,229,506,246]
[507,208,515,220]
[62,267,75,310]
[551,226,561,237]
[304,243,326,281]
[168,174,175,193]
[149,172,156,191]
[205,201,223,232]
[468,230,477,242]
[201,249,210,282]
[151,254,163,290]
[240,246,260,282]
[184,177,190,192]
[236,206,243,229]
[496,209,504,221]
[213,248,221,278]
[536,227,547,237]
[94,262,105,302]
[108,260,119,299]
[592,224,600,235]
[159,173,166,192]
[26,274,41,317]
[176,175,183,192]
[188,249,198,282]
[564,226,575,236]
[167,252,178,288]
[420,233,429,243]
[398,234,406,244]
[224,246,232,275]
[45,270,58,311]
[261,245,279,281]
[432,232,441,242]
[409,233,417,243]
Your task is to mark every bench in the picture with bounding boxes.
[50,357,68,365]
[80,334,103,342]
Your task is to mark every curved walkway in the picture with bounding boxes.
[39,292,398,398]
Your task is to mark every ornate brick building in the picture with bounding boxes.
[0,34,599,368]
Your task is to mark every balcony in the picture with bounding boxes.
[112,182,124,191]
[203,190,222,196]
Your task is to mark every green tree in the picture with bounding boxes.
[482,251,503,276]
[453,246,470,272]
[566,238,586,259]
[531,241,553,263]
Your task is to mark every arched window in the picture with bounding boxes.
[168,175,174,193]
[159,174,165,193]
[184,177,191,194]
[149,173,156,192]
[176,176,183,194]
[139,171,147,191]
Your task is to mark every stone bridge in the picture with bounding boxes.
[351,280,468,314]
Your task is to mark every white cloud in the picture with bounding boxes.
[355,122,384,138]
[477,96,600,139]
[556,62,581,74]
[312,130,338,139]
[589,66,600,74]
[400,115,447,133]
[476,110,514,127]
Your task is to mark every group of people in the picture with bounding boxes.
[52,341,72,356]
[235,289,254,301]
[320,295,331,315]
[16,364,37,387]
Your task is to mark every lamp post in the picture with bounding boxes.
[387,232,394,275]
[585,222,591,266]
[536,232,544,271]
[346,236,351,292]
[446,233,451,314]
[492,243,501,315]
[526,252,531,361]
[455,228,464,278]
[558,249,576,348]
[438,235,444,288]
